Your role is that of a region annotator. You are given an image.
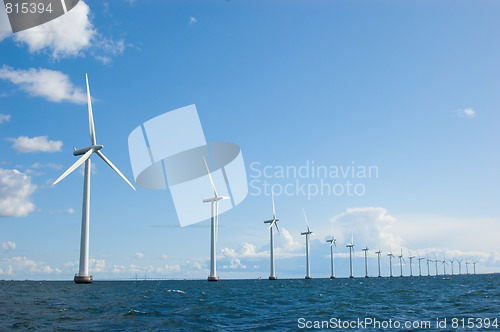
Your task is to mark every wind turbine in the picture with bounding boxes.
[375,249,382,277]
[472,261,477,275]
[466,261,470,274]
[264,193,279,280]
[202,157,230,282]
[387,248,394,277]
[301,209,314,279]
[362,246,369,278]
[458,258,463,275]
[417,251,425,277]
[408,250,415,277]
[426,253,431,277]
[441,258,448,275]
[398,248,405,277]
[449,258,455,275]
[326,235,336,279]
[346,233,354,278]
[434,254,439,276]
[53,74,136,284]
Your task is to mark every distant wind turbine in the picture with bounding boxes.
[426,253,431,277]
[398,248,405,277]
[417,251,425,277]
[387,248,395,277]
[458,258,463,275]
[449,258,455,275]
[301,209,314,279]
[326,235,336,279]
[466,261,470,274]
[441,257,448,275]
[202,157,230,282]
[362,246,369,278]
[264,193,279,280]
[408,250,415,277]
[472,261,477,275]
[346,233,355,278]
[375,249,382,277]
[53,74,136,284]
[434,254,439,276]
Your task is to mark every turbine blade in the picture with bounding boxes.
[96,150,136,190]
[53,149,93,186]
[268,220,275,230]
[272,192,276,219]
[86,74,96,146]
[203,156,218,197]
[275,221,280,233]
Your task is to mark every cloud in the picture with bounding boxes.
[189,17,197,26]
[134,252,144,260]
[49,208,75,215]
[0,114,10,124]
[7,136,63,153]
[0,66,87,103]
[2,241,16,252]
[1,256,54,275]
[12,1,95,59]
[89,258,105,272]
[30,162,63,170]
[0,169,36,217]
[454,108,476,118]
[330,207,401,250]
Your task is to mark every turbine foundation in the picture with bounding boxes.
[74,275,93,284]
[268,276,277,280]
[207,276,219,282]
[305,276,312,280]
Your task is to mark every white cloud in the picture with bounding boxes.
[7,136,63,153]
[2,241,16,252]
[30,162,63,170]
[0,66,87,104]
[0,114,10,124]
[49,208,75,215]
[161,254,168,260]
[13,1,95,59]
[89,258,105,272]
[330,207,401,250]
[134,252,144,260]
[189,17,197,26]
[454,107,476,118]
[0,169,36,217]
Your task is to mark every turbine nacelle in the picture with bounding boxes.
[202,196,230,203]
[73,145,103,156]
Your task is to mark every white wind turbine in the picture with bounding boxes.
[387,248,395,277]
[472,261,477,275]
[398,248,405,277]
[53,74,136,284]
[202,157,230,282]
[264,193,279,280]
[408,250,415,277]
[426,253,431,276]
[375,249,382,277]
[441,255,448,275]
[417,252,425,277]
[326,235,336,279]
[449,258,455,275]
[362,246,369,278]
[458,258,463,275]
[466,261,470,274]
[346,233,354,278]
[301,209,314,279]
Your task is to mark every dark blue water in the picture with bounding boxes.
[0,274,498,331]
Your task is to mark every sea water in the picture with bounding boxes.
[0,274,498,331]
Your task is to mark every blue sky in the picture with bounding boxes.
[0,0,499,280]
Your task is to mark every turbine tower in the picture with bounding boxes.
[375,250,382,277]
[434,254,439,276]
[441,258,448,275]
[408,250,415,277]
[398,248,405,277]
[466,261,470,274]
[301,210,314,279]
[326,236,336,279]
[387,249,394,277]
[346,233,354,278]
[426,254,431,277]
[458,259,463,275]
[362,246,369,278]
[53,74,136,284]
[472,261,477,275]
[263,193,279,280]
[202,157,230,282]
[417,252,425,277]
